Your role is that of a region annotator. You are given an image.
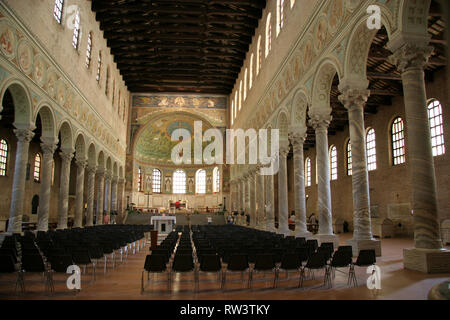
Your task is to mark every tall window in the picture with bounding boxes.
[85,32,92,68]
[265,14,272,57]
[152,169,161,193]
[195,169,206,194]
[71,10,81,49]
[173,170,186,194]
[277,0,285,36]
[234,92,238,117]
[137,167,142,192]
[428,99,446,156]
[346,139,352,176]
[290,0,296,8]
[305,157,311,187]
[34,153,42,182]
[239,81,242,110]
[105,67,110,96]
[366,128,377,171]
[391,117,406,165]
[231,101,234,125]
[256,36,262,75]
[96,51,102,83]
[249,53,254,89]
[213,167,220,192]
[329,145,337,181]
[53,0,64,24]
[244,69,248,100]
[0,139,8,176]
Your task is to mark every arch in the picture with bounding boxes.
[119,166,124,179]
[0,78,33,128]
[265,13,272,57]
[276,110,289,142]
[35,104,57,140]
[74,132,87,160]
[105,156,112,173]
[310,58,341,113]
[397,0,432,37]
[97,150,105,169]
[195,169,206,194]
[342,10,393,86]
[113,161,118,177]
[87,143,97,167]
[290,89,309,128]
[58,120,73,150]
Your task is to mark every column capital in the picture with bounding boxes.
[96,167,105,177]
[40,141,57,155]
[308,112,332,130]
[388,43,434,73]
[59,149,74,162]
[13,128,34,143]
[111,175,119,183]
[288,127,307,151]
[118,177,125,184]
[75,158,87,169]
[279,142,290,158]
[87,165,97,175]
[338,87,370,112]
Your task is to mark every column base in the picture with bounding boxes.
[403,248,450,274]
[310,234,339,248]
[346,238,382,257]
[295,231,313,239]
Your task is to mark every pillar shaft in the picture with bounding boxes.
[74,159,86,228]
[96,169,105,225]
[8,129,34,233]
[256,170,265,229]
[57,150,74,229]
[86,166,96,227]
[37,141,56,232]
[104,173,111,216]
[265,171,275,232]
[249,171,256,227]
[277,146,290,235]
[111,177,118,213]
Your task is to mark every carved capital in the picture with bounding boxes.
[288,127,307,151]
[87,165,97,175]
[13,129,34,143]
[308,112,332,130]
[338,87,370,112]
[59,150,74,163]
[388,44,433,73]
[40,141,57,155]
[279,144,290,158]
[96,168,105,178]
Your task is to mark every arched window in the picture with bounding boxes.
[366,128,377,171]
[71,9,81,50]
[244,68,248,100]
[256,35,262,75]
[329,145,337,181]
[290,0,296,8]
[234,92,238,117]
[53,0,64,24]
[391,117,406,165]
[305,157,311,187]
[34,153,42,182]
[196,169,206,194]
[173,170,186,194]
[428,99,446,156]
[51,161,55,186]
[265,13,272,57]
[239,81,242,110]
[152,169,161,193]
[0,139,8,176]
[96,51,102,83]
[277,0,285,37]
[213,167,220,193]
[85,32,92,68]
[137,167,142,192]
[231,101,234,125]
[249,53,254,89]
[346,139,352,176]
[105,67,110,96]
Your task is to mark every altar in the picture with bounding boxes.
[150,216,177,234]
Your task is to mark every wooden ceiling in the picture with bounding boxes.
[91,0,266,94]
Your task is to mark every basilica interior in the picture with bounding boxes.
[0,0,449,301]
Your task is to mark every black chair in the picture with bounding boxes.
[100,242,116,271]
[48,254,73,273]
[223,254,250,290]
[72,250,95,280]
[21,254,54,294]
[276,253,302,288]
[196,254,223,291]
[349,249,376,287]
[295,247,309,266]
[301,251,330,288]
[306,239,318,257]
[0,254,24,294]
[249,254,276,289]
[170,254,195,292]
[88,246,105,276]
[317,246,333,262]
[329,250,353,285]
[337,245,353,257]
[141,254,170,292]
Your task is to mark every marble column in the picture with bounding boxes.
[96,168,105,225]
[256,168,265,230]
[389,42,450,273]
[8,129,34,233]
[103,172,112,218]
[242,176,248,225]
[265,166,276,232]
[249,169,257,228]
[57,149,74,230]
[111,176,118,215]
[86,165,96,227]
[37,141,57,232]
[277,144,290,236]
[289,129,312,238]
[73,158,87,228]
[339,87,381,256]
[309,113,338,246]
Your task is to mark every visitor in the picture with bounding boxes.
[104,212,110,224]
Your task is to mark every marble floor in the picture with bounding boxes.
[0,233,449,300]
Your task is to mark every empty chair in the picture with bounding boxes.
[306,239,318,256]
[337,245,353,257]
[48,254,73,273]
[88,246,105,276]
[141,254,170,292]
[249,254,276,289]
[0,254,24,294]
[328,249,353,285]
[301,251,331,288]
[196,254,223,291]
[21,254,54,294]
[317,246,333,262]
[100,242,116,271]
[72,250,95,280]
[349,249,376,287]
[276,253,302,288]
[294,247,309,266]
[223,254,250,290]
[170,254,195,292]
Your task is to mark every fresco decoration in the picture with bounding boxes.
[132,94,227,109]
[134,112,217,165]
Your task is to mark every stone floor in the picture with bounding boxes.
[0,233,449,300]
